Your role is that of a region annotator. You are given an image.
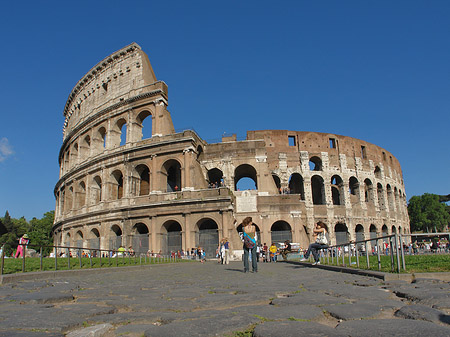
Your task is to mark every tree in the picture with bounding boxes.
[408,193,450,232]
[29,211,54,254]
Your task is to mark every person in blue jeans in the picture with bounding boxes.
[242,216,258,273]
[301,221,328,265]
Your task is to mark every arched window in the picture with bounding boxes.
[355,224,365,250]
[331,175,344,205]
[110,225,123,250]
[137,110,152,140]
[377,183,384,209]
[132,223,149,255]
[349,177,359,198]
[311,175,325,205]
[364,178,373,203]
[197,218,219,258]
[386,184,394,211]
[234,164,257,191]
[89,228,100,250]
[335,223,348,245]
[207,168,223,188]
[135,164,150,196]
[374,166,382,179]
[76,230,84,248]
[270,221,292,244]
[77,181,86,208]
[92,176,102,203]
[162,221,182,255]
[111,170,124,199]
[163,160,181,192]
[309,156,322,171]
[97,127,107,151]
[80,135,91,160]
[288,173,305,200]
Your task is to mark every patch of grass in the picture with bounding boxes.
[299,254,450,273]
[288,317,309,321]
[0,256,192,275]
[230,324,257,337]
[253,314,272,322]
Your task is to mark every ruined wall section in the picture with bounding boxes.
[62,43,158,139]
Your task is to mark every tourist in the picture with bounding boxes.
[269,242,278,262]
[15,234,29,258]
[222,238,230,264]
[300,221,329,265]
[281,239,292,261]
[128,246,135,257]
[241,217,257,273]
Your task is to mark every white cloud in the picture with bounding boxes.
[0,137,14,162]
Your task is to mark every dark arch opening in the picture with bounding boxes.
[289,173,305,199]
[197,219,219,258]
[235,164,257,191]
[309,156,322,171]
[207,168,223,188]
[311,175,325,205]
[270,221,292,244]
[335,223,349,245]
[163,160,181,192]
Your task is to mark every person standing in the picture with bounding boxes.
[15,234,29,258]
[242,217,257,273]
[269,243,278,262]
[222,238,230,264]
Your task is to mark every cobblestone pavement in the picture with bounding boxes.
[0,261,449,336]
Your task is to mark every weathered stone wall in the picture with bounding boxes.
[54,44,410,256]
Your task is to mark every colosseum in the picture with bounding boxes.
[53,43,410,258]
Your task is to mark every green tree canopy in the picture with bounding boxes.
[408,193,450,232]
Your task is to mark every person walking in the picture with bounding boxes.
[15,234,29,258]
[241,217,257,273]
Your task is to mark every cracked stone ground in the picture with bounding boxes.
[0,261,449,336]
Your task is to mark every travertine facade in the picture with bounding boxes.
[53,43,410,257]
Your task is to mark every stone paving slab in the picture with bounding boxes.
[0,261,449,336]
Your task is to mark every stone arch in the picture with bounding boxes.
[391,225,396,234]
[110,224,123,250]
[75,230,84,248]
[111,170,124,199]
[162,159,182,192]
[135,164,150,196]
[161,220,182,255]
[80,135,91,160]
[288,173,305,200]
[364,178,374,203]
[369,224,377,240]
[77,181,86,208]
[234,164,257,191]
[64,232,71,246]
[381,224,389,236]
[196,218,219,258]
[89,228,100,249]
[66,186,73,213]
[64,149,70,172]
[207,168,223,188]
[335,223,349,245]
[71,143,79,167]
[95,126,107,153]
[349,176,360,203]
[270,220,292,244]
[377,183,384,209]
[92,175,102,203]
[355,224,365,249]
[386,184,394,211]
[331,175,344,205]
[311,175,325,205]
[196,145,204,161]
[136,110,153,140]
[309,156,322,171]
[132,222,149,255]
[374,166,382,179]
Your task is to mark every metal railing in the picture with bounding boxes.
[0,243,185,275]
[306,232,449,273]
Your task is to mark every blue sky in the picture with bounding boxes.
[0,0,449,220]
